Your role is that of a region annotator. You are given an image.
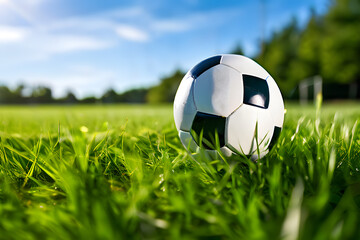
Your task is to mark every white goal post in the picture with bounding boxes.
[299,75,323,105]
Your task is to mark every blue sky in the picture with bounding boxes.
[0,0,329,98]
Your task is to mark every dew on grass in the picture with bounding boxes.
[80,126,88,133]
[159,174,164,184]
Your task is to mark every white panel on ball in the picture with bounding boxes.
[193,64,243,117]
[267,76,285,127]
[225,104,258,155]
[173,75,197,131]
[252,108,275,152]
[221,54,268,80]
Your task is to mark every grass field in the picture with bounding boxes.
[0,103,360,239]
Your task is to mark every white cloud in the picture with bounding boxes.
[0,5,244,68]
[0,27,115,62]
[0,25,28,43]
[42,35,113,54]
[115,24,149,42]
[151,20,190,33]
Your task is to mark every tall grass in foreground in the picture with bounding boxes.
[0,103,359,239]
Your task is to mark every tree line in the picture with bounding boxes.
[0,0,358,104]
[0,69,185,104]
[237,0,360,99]
[0,85,149,104]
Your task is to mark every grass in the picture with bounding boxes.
[0,103,359,239]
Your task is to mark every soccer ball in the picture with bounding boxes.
[173,54,284,160]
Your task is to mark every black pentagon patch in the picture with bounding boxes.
[269,126,282,150]
[243,74,270,109]
[190,112,226,150]
[190,55,222,79]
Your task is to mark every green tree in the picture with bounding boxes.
[321,0,360,83]
[30,86,53,103]
[101,89,119,103]
[80,96,98,104]
[256,18,301,94]
[147,69,184,103]
[62,91,78,104]
[288,10,324,82]
[231,44,245,56]
[118,88,148,103]
[0,86,15,104]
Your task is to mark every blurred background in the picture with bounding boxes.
[0,0,358,104]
